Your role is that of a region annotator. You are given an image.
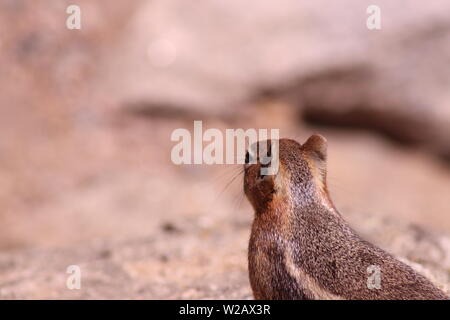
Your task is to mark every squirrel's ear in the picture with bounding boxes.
[302,134,327,161]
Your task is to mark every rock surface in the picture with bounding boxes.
[96,0,450,158]
[1,213,449,299]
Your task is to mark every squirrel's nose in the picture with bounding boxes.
[245,151,250,164]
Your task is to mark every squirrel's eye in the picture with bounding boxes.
[245,151,250,164]
[257,170,266,180]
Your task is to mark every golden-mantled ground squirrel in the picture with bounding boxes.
[244,135,448,300]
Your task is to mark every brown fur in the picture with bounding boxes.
[244,135,448,300]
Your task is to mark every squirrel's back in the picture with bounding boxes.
[244,135,448,300]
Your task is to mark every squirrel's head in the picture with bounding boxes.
[243,134,329,214]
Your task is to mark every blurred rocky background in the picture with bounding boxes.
[0,0,449,298]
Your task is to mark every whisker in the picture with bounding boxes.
[209,165,242,185]
[212,166,245,204]
[235,190,246,211]
[231,183,244,212]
